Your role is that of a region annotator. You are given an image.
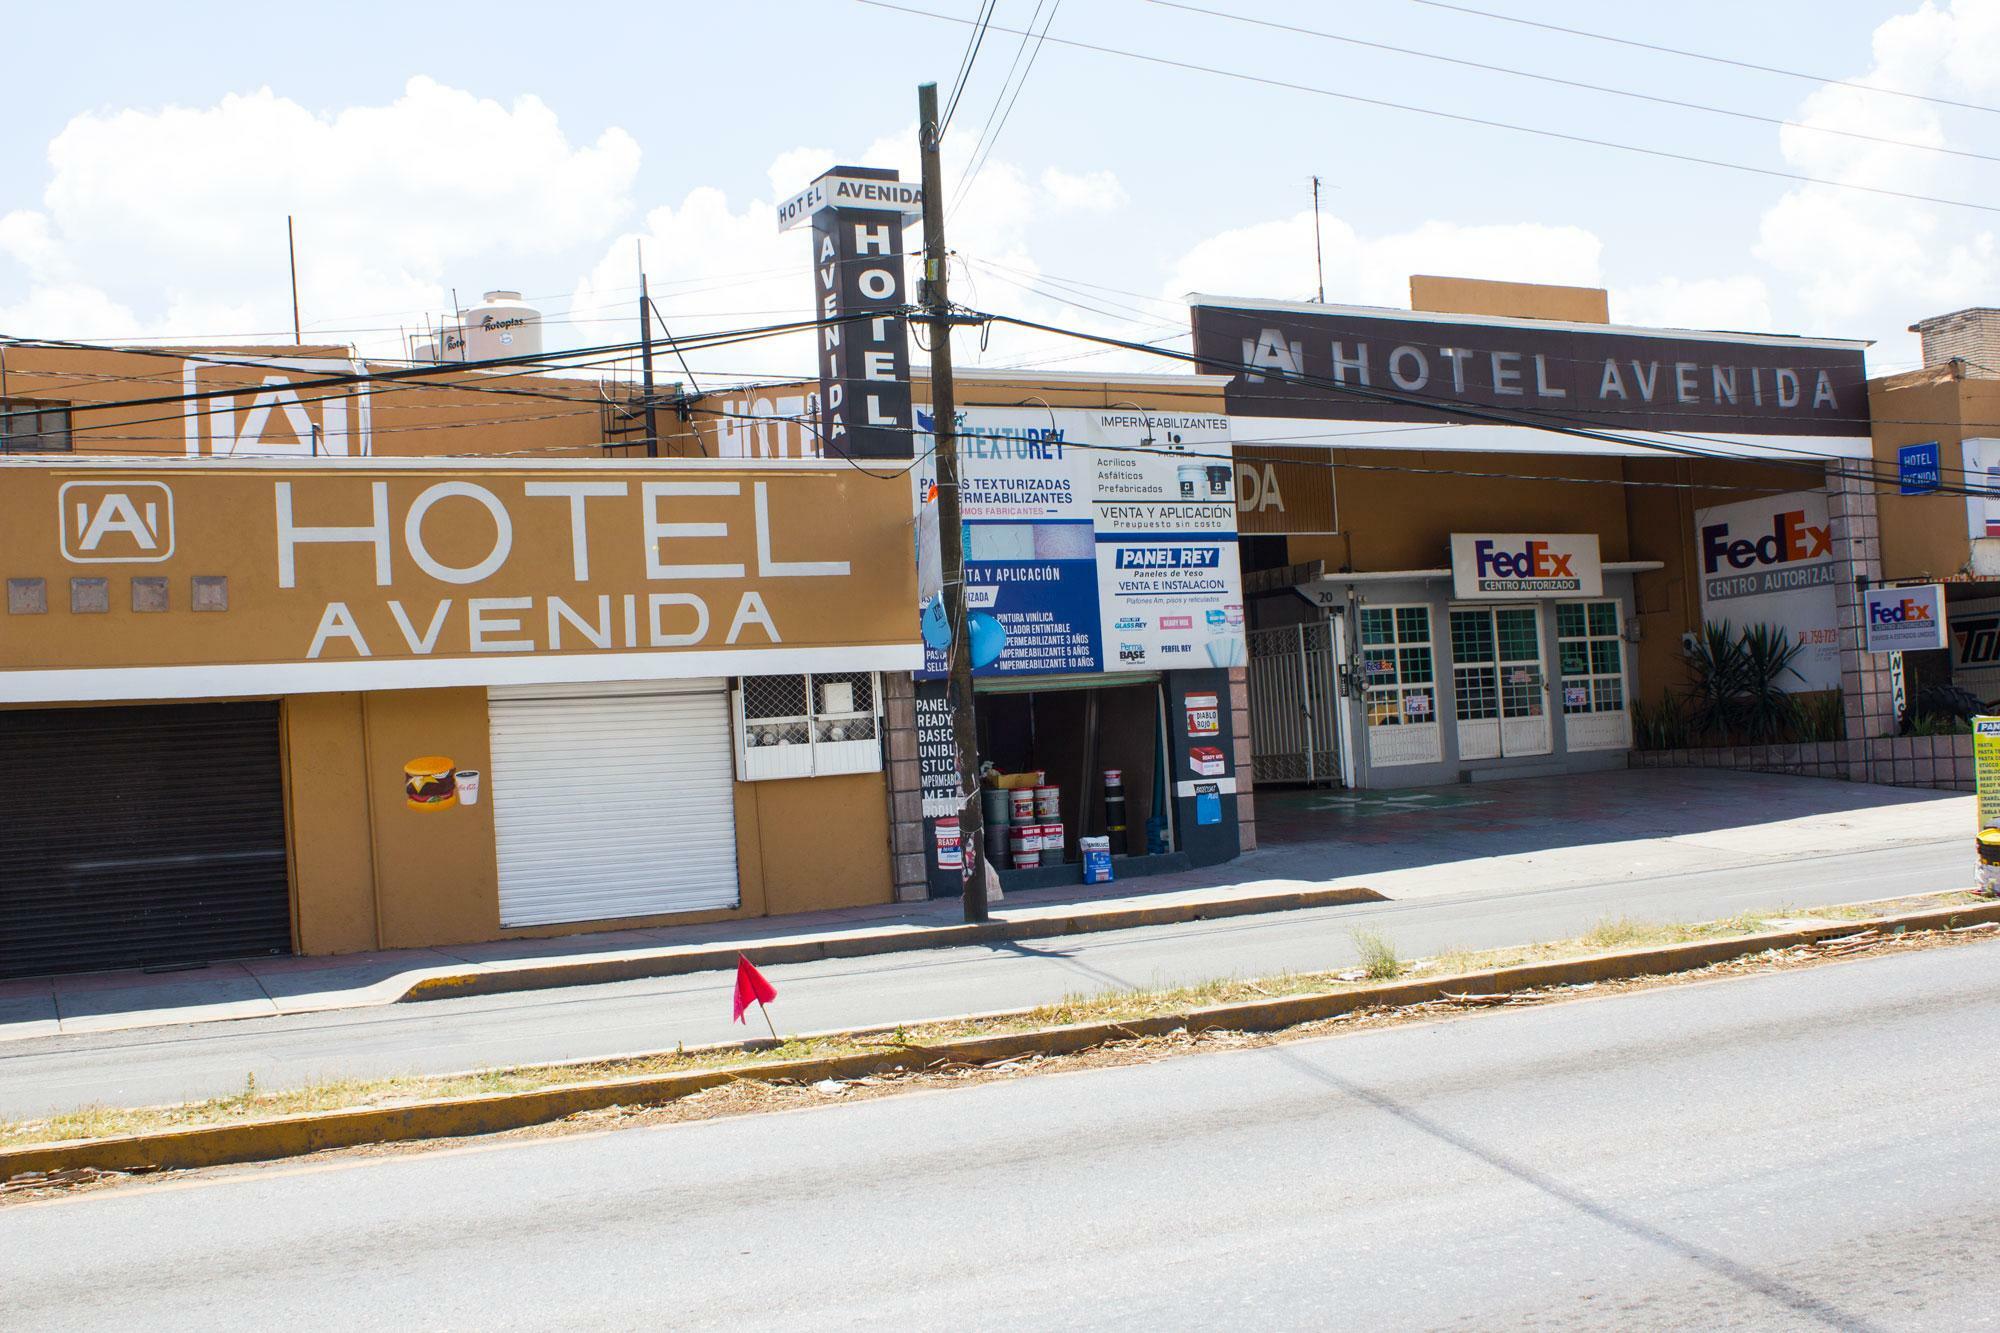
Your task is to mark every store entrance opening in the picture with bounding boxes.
[962,676,1170,890]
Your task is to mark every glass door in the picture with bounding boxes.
[1495,606,1553,757]
[1449,606,1552,760]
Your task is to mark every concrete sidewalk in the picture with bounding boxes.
[0,767,1967,1044]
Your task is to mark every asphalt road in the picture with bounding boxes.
[5,941,1995,1330]
[0,837,1964,1120]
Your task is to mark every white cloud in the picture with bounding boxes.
[0,78,639,350]
[1040,167,1125,214]
[1755,0,2000,362]
[1164,210,1603,309]
[1615,275,1774,333]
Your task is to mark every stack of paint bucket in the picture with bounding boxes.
[1006,786,1040,869]
[981,785,1011,868]
[1034,783,1063,865]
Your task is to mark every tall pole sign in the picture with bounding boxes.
[776,166,922,459]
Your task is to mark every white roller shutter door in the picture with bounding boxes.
[488,680,739,927]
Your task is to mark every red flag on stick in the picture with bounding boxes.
[732,953,779,1038]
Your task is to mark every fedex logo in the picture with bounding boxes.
[1700,510,1831,574]
[1869,598,1934,626]
[60,481,176,564]
[1473,539,1573,581]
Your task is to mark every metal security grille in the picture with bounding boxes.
[1248,621,1344,785]
[0,701,291,980]
[736,671,883,781]
[488,680,739,927]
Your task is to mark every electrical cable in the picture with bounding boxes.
[941,0,999,133]
[1402,0,2000,117]
[854,0,2000,215]
[967,306,2000,500]
[1150,0,2000,165]
[948,0,1062,219]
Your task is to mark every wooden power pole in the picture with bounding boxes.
[917,81,987,923]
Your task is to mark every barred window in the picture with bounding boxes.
[1359,604,1436,728]
[0,400,71,454]
[736,671,883,779]
[1556,601,1625,715]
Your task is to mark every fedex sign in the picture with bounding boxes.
[1862,583,1946,654]
[1450,533,1601,599]
[1699,509,1834,599]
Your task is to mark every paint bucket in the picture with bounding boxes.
[1008,788,1036,825]
[1080,835,1113,884]
[1103,769,1128,840]
[1205,464,1233,497]
[1034,785,1060,819]
[1039,822,1063,858]
[1008,826,1041,869]
[935,817,963,872]
[1176,463,1203,498]
[985,821,1011,863]
[982,785,1011,828]
[1978,829,2000,895]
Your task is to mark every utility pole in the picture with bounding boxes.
[1310,176,1326,304]
[918,80,987,923]
[639,245,660,458]
[287,215,303,345]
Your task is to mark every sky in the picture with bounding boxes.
[1,0,1995,382]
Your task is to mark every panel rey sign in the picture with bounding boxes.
[0,460,920,701]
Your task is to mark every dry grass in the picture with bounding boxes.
[1,888,1986,1153]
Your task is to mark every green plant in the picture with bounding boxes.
[1351,929,1402,981]
[1794,689,1845,743]
[1734,623,1806,741]
[1678,620,1806,744]
[1633,693,1692,750]
[1911,714,1971,737]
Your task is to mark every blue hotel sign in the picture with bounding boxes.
[1899,441,1941,495]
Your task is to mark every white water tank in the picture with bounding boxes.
[460,290,542,361]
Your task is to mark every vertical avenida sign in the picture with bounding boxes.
[777,167,922,460]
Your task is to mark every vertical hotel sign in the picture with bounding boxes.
[777,167,922,460]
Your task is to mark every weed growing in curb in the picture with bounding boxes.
[1352,929,1401,981]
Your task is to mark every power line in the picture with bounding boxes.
[854,0,2000,215]
[1403,0,2000,118]
[948,0,1062,219]
[940,0,998,132]
[1152,0,2000,165]
[966,306,2000,500]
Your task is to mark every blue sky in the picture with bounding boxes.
[1,1,1993,376]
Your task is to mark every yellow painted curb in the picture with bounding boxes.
[6,898,1996,1183]
[400,885,1389,1003]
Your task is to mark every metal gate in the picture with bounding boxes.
[0,701,292,980]
[1248,621,1346,785]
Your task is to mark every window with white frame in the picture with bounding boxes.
[1556,601,1625,715]
[735,671,883,780]
[1358,605,1437,727]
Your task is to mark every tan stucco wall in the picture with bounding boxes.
[282,692,378,954]
[277,684,894,955]
[1409,275,1610,324]
[359,687,503,949]
[1868,370,2000,581]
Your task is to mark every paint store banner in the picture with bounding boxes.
[1692,490,1840,692]
[913,408,1244,677]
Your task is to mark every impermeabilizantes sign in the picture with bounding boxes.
[1189,297,1871,439]
[778,165,921,460]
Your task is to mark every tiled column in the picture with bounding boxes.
[879,672,929,902]
[1829,462,1896,783]
[1229,665,1257,851]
